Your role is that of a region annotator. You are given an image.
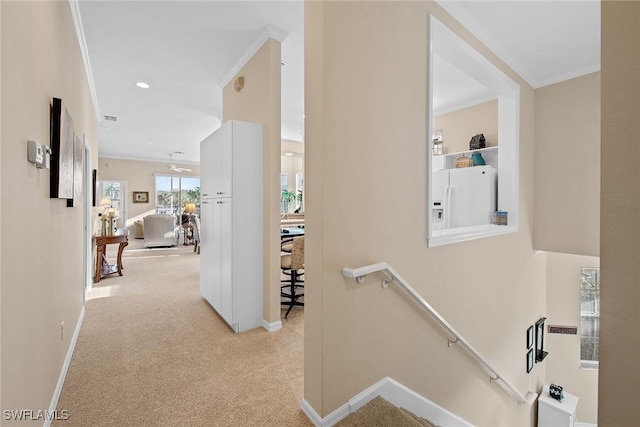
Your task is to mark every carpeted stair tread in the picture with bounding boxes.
[400,406,437,427]
[336,396,435,427]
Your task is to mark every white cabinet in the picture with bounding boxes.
[199,120,263,333]
[200,134,215,199]
[538,385,578,427]
[200,121,232,198]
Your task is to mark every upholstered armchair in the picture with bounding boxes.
[143,214,178,248]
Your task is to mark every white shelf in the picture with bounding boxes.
[445,146,498,169]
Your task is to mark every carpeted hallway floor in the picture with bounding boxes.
[54,237,310,426]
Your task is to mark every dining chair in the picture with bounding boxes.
[280,236,304,318]
[281,237,294,253]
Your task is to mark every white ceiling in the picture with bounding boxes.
[79,1,304,164]
[78,1,599,164]
[438,0,601,89]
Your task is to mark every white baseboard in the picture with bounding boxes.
[45,306,85,427]
[575,423,597,427]
[378,378,472,427]
[301,399,325,426]
[262,319,282,332]
[301,377,473,427]
[301,398,351,427]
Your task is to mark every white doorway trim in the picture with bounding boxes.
[83,138,93,297]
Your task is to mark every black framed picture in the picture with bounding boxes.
[92,169,98,207]
[526,348,534,373]
[50,97,75,199]
[535,317,548,362]
[526,325,534,349]
[133,191,149,203]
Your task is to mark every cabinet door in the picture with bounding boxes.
[212,121,233,198]
[200,135,215,198]
[199,199,220,309]
[216,199,233,325]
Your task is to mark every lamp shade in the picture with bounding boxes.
[98,198,112,215]
[184,203,196,214]
[105,207,119,218]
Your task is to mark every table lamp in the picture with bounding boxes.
[99,198,112,213]
[105,207,120,235]
[184,203,196,214]
[98,198,112,235]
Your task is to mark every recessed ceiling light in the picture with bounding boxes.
[284,152,293,156]
[136,82,150,89]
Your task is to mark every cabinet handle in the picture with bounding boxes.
[217,192,225,195]
[202,201,209,204]
[203,193,209,197]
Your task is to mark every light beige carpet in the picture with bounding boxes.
[54,239,309,426]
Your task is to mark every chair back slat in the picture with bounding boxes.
[290,237,305,270]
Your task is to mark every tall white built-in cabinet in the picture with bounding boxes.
[200,120,263,333]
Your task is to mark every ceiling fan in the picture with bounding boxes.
[156,152,192,173]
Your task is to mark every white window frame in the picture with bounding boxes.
[580,267,600,369]
[154,174,200,215]
[97,180,127,228]
[280,173,290,214]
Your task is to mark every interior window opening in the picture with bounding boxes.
[428,16,520,247]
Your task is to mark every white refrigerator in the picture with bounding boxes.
[432,165,496,229]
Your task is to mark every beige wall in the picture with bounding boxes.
[98,157,201,231]
[599,2,640,424]
[1,1,98,422]
[304,1,324,411]
[0,1,3,410]
[433,99,498,154]
[534,72,600,257]
[222,39,282,325]
[546,252,599,423]
[305,2,545,425]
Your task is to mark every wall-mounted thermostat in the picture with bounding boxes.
[27,140,52,169]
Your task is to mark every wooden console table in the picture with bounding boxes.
[94,229,129,283]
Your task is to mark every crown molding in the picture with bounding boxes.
[218,25,287,88]
[68,0,101,122]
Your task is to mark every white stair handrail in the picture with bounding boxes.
[342,262,537,405]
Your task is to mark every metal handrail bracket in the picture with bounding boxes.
[342,262,538,406]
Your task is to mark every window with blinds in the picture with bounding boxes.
[580,267,600,369]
